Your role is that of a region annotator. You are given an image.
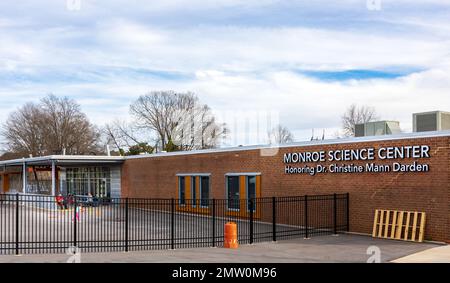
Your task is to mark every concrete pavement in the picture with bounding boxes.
[0,234,439,263]
[392,245,450,263]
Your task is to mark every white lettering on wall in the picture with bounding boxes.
[283,145,431,175]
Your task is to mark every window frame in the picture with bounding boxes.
[225,175,241,211]
[225,173,261,212]
[178,176,186,206]
[246,175,257,212]
[199,176,210,208]
[191,176,197,207]
[176,173,211,208]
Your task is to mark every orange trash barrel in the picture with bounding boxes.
[224,222,239,249]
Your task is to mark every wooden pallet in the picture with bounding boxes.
[372,209,426,242]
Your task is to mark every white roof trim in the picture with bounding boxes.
[1,130,450,165]
[0,155,124,166]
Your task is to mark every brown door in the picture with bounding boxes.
[1,174,10,193]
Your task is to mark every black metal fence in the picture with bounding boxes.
[0,193,349,255]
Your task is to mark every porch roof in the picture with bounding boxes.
[0,155,124,167]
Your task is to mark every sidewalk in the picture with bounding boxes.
[391,245,450,263]
[0,234,438,263]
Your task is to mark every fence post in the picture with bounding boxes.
[171,198,175,250]
[249,198,254,244]
[333,193,337,235]
[15,193,19,255]
[346,193,350,232]
[212,199,216,247]
[125,198,129,252]
[304,195,309,239]
[272,197,276,242]
[73,196,77,248]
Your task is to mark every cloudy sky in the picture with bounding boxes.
[1,0,450,145]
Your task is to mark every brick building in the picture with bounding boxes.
[1,130,449,242]
[121,131,450,242]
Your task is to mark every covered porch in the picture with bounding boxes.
[0,155,124,198]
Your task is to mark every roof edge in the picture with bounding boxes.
[0,155,125,166]
[125,130,450,160]
[1,130,449,165]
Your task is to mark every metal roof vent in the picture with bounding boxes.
[413,111,450,132]
[354,121,401,137]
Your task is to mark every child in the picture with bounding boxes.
[55,194,65,210]
[72,205,81,222]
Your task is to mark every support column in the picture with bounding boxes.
[51,161,56,196]
[22,161,27,194]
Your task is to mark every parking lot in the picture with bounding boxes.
[1,202,313,254]
[1,195,347,255]
[0,234,440,263]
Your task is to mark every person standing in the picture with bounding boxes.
[72,205,81,222]
[55,194,65,210]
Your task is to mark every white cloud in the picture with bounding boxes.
[2,20,449,75]
[2,64,450,144]
[182,67,450,141]
[1,1,450,146]
[97,20,167,48]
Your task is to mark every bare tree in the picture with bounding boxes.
[130,91,178,149]
[341,104,378,137]
[130,91,227,151]
[268,125,294,144]
[2,95,102,157]
[104,122,124,154]
[103,120,143,155]
[172,104,228,150]
[3,103,46,156]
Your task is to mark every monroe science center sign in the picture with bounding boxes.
[283,145,431,176]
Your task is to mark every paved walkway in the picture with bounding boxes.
[392,245,450,263]
[0,234,439,263]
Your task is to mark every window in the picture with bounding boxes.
[200,176,210,207]
[225,174,261,214]
[246,176,256,212]
[176,174,211,210]
[66,167,111,198]
[191,176,196,207]
[179,176,186,205]
[227,176,240,210]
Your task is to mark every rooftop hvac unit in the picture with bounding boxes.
[413,111,450,132]
[354,121,401,137]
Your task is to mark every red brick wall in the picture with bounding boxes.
[121,136,450,242]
